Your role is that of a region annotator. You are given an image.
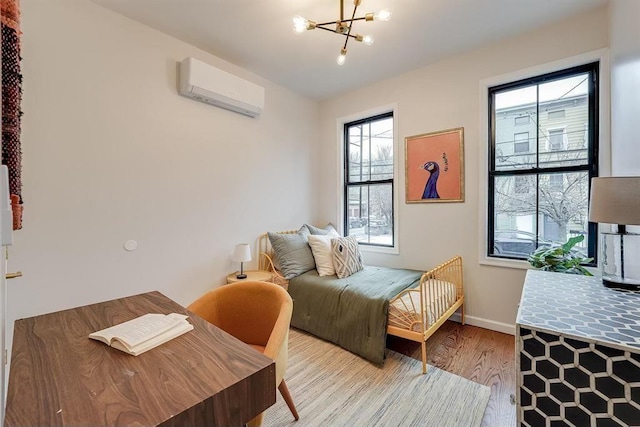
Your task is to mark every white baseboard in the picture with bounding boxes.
[449,313,516,336]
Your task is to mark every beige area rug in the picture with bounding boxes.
[264,329,491,427]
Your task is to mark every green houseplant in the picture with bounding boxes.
[527,235,593,276]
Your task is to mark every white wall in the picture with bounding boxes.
[317,7,609,331]
[8,0,319,330]
[609,0,640,278]
[610,0,640,176]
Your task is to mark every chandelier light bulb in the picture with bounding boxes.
[374,9,391,21]
[362,35,374,45]
[337,49,347,65]
[293,16,308,33]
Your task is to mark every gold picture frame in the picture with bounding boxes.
[405,127,464,203]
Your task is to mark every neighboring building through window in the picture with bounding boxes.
[548,110,566,120]
[549,174,564,191]
[488,62,599,261]
[344,112,394,247]
[547,128,565,151]
[514,132,530,153]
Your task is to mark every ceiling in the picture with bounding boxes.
[93,0,608,100]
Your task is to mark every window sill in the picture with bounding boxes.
[480,256,532,270]
[479,255,600,276]
[359,244,399,256]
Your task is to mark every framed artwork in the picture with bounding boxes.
[405,127,464,203]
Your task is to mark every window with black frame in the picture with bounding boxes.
[344,112,394,247]
[488,62,599,261]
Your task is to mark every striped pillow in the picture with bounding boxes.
[331,235,363,279]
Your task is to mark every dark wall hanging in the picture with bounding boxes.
[1,0,23,230]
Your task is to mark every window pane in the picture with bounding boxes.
[539,172,589,256]
[494,73,591,171]
[346,185,369,235]
[493,175,541,257]
[347,183,392,246]
[538,74,590,168]
[492,172,590,258]
[494,87,538,171]
[347,117,393,183]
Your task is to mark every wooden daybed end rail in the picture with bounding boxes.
[387,255,464,373]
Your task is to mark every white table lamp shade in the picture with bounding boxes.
[232,244,252,263]
[589,177,640,225]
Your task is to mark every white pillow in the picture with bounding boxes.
[308,230,340,276]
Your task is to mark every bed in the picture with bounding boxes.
[257,231,464,374]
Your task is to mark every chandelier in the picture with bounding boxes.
[293,0,391,65]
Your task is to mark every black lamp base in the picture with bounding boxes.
[235,261,248,279]
[603,278,640,291]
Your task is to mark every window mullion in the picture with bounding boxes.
[346,178,393,186]
[536,83,540,169]
[492,164,592,177]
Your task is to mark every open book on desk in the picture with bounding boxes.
[89,313,194,356]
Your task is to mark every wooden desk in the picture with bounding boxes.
[4,291,276,427]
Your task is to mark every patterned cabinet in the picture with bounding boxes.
[516,270,640,427]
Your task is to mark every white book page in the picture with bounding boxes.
[111,321,194,356]
[89,313,189,350]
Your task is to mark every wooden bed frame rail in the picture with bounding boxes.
[387,255,464,373]
[257,232,292,288]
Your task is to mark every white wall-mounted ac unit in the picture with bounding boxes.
[179,57,265,118]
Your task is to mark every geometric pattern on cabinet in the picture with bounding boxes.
[519,327,640,427]
[517,272,640,351]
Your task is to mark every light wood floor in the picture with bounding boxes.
[386,320,517,427]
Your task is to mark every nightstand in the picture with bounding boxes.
[226,270,274,285]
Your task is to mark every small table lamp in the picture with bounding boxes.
[232,243,252,279]
[589,177,640,289]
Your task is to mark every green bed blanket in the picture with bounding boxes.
[288,265,422,365]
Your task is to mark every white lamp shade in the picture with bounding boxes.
[232,243,252,263]
[589,177,640,225]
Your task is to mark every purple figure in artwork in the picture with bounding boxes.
[421,161,440,199]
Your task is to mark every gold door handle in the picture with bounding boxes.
[6,271,22,280]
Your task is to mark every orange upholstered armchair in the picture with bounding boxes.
[188,281,298,426]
